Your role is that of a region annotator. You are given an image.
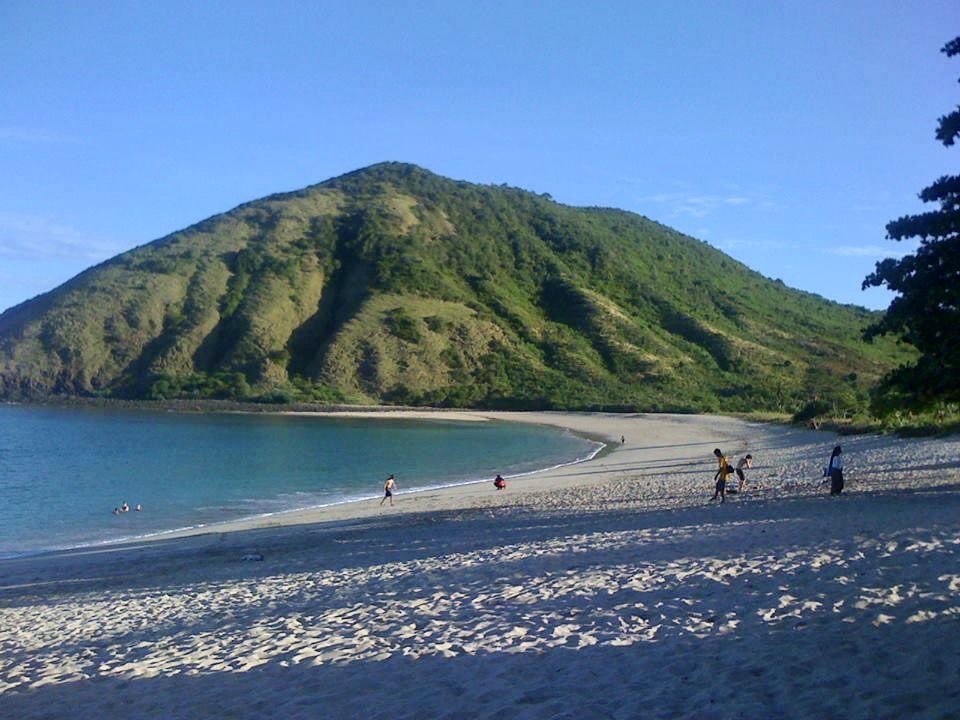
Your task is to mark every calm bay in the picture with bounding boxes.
[0,405,601,557]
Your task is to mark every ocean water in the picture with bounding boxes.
[0,405,602,557]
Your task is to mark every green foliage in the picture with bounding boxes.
[382,307,423,344]
[244,379,344,405]
[147,372,251,401]
[423,315,448,333]
[882,402,960,436]
[863,36,960,410]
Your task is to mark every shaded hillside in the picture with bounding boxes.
[0,163,909,411]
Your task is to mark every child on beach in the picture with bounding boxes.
[380,474,397,507]
[712,450,730,504]
[713,449,728,481]
[713,462,734,504]
[736,454,753,493]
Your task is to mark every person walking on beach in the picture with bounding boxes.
[712,448,728,502]
[380,474,397,507]
[713,461,733,503]
[827,446,844,496]
[736,454,753,493]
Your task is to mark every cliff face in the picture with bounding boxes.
[0,163,907,411]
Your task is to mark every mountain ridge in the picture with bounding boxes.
[0,162,908,412]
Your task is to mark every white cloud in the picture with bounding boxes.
[718,239,910,260]
[826,245,906,258]
[0,213,125,262]
[0,127,71,144]
[717,237,800,252]
[0,269,49,289]
[0,126,73,144]
[639,189,771,218]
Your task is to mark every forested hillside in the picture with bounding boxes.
[0,163,909,412]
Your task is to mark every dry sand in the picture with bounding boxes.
[1,411,959,719]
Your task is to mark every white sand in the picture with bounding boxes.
[1,411,959,719]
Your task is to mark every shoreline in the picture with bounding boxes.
[1,409,749,562]
[0,409,845,561]
[7,412,610,560]
[108,409,724,544]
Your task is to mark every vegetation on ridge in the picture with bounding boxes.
[0,163,911,415]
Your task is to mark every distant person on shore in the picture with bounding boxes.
[120,502,130,513]
[713,462,733,504]
[736,454,753,493]
[620,435,625,445]
[827,446,844,496]
[494,474,506,490]
[380,474,396,507]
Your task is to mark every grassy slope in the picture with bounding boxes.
[0,163,910,411]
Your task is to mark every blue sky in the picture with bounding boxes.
[1,1,956,313]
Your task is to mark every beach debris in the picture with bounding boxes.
[241,553,264,562]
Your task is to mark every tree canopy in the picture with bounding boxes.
[863,36,960,409]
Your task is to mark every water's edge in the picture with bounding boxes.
[1,413,606,560]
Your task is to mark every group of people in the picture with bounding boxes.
[111,501,142,515]
[378,439,848,512]
[711,449,753,503]
[710,444,846,503]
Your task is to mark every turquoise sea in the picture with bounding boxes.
[0,405,602,558]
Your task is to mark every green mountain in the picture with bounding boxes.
[0,163,908,412]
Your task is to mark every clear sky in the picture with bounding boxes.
[1,1,956,314]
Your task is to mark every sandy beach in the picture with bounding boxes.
[1,411,959,719]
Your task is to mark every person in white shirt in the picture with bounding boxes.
[736,454,753,493]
